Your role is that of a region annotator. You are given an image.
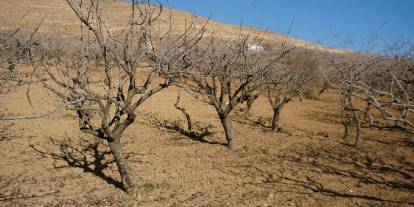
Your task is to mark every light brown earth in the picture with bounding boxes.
[1,0,413,206]
[0,73,413,206]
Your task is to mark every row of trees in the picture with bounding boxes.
[0,27,39,110]
[325,41,414,146]
[1,0,413,196]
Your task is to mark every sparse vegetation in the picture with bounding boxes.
[175,35,293,149]
[0,0,413,206]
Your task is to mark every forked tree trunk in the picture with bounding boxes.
[174,93,193,132]
[107,138,138,195]
[271,97,290,132]
[271,106,282,132]
[219,113,236,149]
[244,94,259,116]
[318,81,330,95]
[298,86,304,102]
[299,92,304,102]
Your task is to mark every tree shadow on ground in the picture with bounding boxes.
[143,113,223,146]
[233,111,291,135]
[233,111,268,128]
[30,137,140,190]
[273,143,414,205]
[0,173,59,202]
[303,110,342,125]
[227,138,414,206]
[0,123,14,142]
[275,176,414,206]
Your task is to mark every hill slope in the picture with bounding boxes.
[0,0,347,53]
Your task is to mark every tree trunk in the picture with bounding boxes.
[107,138,138,195]
[175,104,192,132]
[271,106,282,132]
[318,81,329,95]
[175,92,193,132]
[219,114,236,149]
[244,94,259,116]
[298,89,304,102]
[355,118,361,147]
[271,97,290,132]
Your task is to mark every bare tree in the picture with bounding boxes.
[383,39,414,97]
[351,73,413,133]
[0,25,43,119]
[177,35,293,149]
[286,50,321,101]
[34,0,204,195]
[261,49,326,132]
[325,42,414,146]
[325,51,384,146]
[263,64,296,132]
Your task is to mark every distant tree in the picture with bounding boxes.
[286,50,321,101]
[262,63,296,132]
[177,36,293,149]
[0,22,49,120]
[383,39,414,97]
[325,43,414,146]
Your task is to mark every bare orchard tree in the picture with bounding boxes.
[286,49,321,101]
[324,48,414,146]
[325,52,384,146]
[383,39,414,97]
[0,25,43,118]
[0,29,27,100]
[262,49,323,132]
[348,42,414,134]
[35,0,204,195]
[348,73,414,134]
[263,63,296,132]
[178,36,293,149]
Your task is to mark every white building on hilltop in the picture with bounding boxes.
[247,43,265,52]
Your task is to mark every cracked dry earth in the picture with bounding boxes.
[1,83,414,207]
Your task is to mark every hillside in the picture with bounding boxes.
[0,0,348,53]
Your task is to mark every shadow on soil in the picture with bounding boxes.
[265,143,414,205]
[0,173,59,202]
[30,137,140,190]
[143,113,224,146]
[0,123,14,142]
[233,111,292,135]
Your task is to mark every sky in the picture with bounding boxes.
[156,0,414,51]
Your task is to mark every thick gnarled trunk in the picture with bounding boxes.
[107,138,138,195]
[219,114,236,149]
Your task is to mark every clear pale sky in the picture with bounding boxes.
[156,0,414,51]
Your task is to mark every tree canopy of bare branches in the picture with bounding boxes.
[325,44,414,146]
[0,21,50,120]
[33,0,205,195]
[176,35,294,149]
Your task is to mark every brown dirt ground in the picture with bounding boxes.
[0,76,413,206]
